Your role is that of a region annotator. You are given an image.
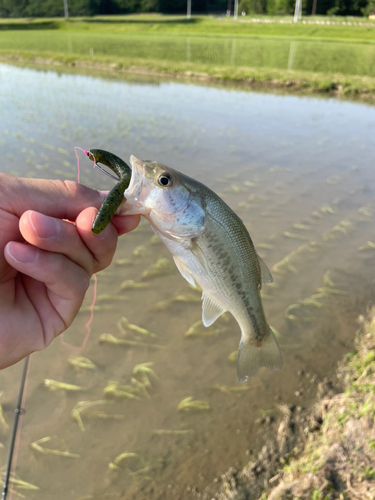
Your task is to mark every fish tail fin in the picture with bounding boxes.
[237,328,283,383]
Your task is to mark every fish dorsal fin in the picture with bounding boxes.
[202,292,226,327]
[257,254,273,287]
[173,256,196,287]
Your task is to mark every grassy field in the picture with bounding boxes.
[2,15,375,42]
[1,15,375,97]
[0,14,375,43]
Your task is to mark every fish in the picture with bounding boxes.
[118,156,282,382]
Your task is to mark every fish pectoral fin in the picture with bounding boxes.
[202,293,226,327]
[237,328,282,382]
[172,256,197,287]
[191,240,208,272]
[257,254,273,287]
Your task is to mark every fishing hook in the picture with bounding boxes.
[94,162,120,181]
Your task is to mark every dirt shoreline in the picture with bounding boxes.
[1,51,375,101]
[204,311,375,500]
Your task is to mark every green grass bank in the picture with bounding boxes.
[1,15,375,97]
[214,310,375,500]
[267,310,375,500]
[2,49,375,99]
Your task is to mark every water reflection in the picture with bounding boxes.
[0,63,374,499]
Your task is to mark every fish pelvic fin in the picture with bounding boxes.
[202,292,226,327]
[236,328,282,383]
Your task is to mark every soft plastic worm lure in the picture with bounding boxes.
[86,149,132,234]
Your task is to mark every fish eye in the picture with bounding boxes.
[157,173,173,188]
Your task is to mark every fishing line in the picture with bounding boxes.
[59,274,97,353]
[2,356,30,500]
[74,146,84,184]
[60,147,104,352]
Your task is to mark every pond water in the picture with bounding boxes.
[0,63,375,500]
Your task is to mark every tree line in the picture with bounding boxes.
[0,0,374,20]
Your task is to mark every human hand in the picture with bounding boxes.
[0,174,140,369]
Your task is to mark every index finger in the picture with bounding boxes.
[0,174,106,222]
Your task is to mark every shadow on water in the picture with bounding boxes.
[0,17,200,30]
[0,62,374,500]
[0,21,61,30]
[81,17,200,25]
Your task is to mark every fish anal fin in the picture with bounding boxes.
[257,254,273,287]
[202,293,226,327]
[237,328,282,382]
[172,256,196,287]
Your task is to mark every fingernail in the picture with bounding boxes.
[7,242,39,264]
[29,211,60,239]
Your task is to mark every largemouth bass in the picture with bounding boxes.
[118,156,283,381]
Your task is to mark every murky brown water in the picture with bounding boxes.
[0,63,375,500]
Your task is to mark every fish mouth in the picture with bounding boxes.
[120,155,150,215]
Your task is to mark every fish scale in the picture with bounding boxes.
[202,188,261,286]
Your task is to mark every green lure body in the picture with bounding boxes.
[86,149,131,234]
